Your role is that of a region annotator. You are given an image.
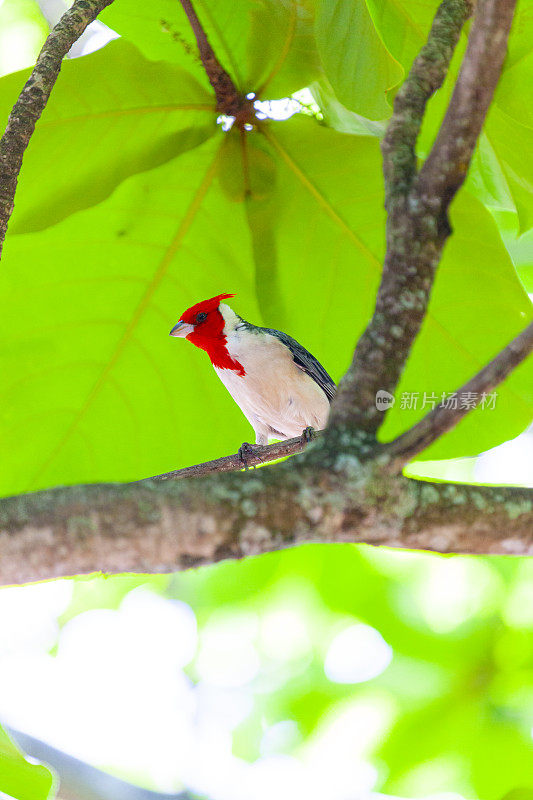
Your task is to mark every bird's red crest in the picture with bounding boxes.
[179,293,234,323]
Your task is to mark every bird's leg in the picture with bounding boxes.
[301,426,316,444]
[238,441,265,469]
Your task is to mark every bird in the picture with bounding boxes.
[169,294,336,456]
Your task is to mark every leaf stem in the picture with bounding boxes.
[178,0,255,122]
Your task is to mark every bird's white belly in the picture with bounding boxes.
[214,335,330,443]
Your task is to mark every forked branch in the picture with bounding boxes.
[327,0,517,437]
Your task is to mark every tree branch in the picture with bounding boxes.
[0,462,531,585]
[417,0,517,207]
[382,0,474,206]
[327,0,516,437]
[150,431,318,480]
[385,320,533,468]
[178,0,254,121]
[0,0,115,260]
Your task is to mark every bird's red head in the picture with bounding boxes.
[177,293,234,329]
[169,293,245,374]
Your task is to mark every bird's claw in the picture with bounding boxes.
[301,426,316,444]
[238,441,264,469]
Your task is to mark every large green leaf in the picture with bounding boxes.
[0,725,55,800]
[314,0,403,120]
[0,40,215,234]
[100,0,321,100]
[0,134,260,494]
[1,112,531,496]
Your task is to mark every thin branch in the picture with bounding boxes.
[327,0,516,438]
[178,0,254,120]
[0,0,115,260]
[385,320,533,468]
[149,431,319,481]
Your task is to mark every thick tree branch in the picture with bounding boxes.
[386,320,533,468]
[178,0,254,121]
[0,0,114,260]
[327,0,516,437]
[0,463,531,585]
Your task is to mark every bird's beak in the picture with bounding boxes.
[169,321,194,338]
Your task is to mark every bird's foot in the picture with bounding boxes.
[238,441,265,469]
[301,426,316,444]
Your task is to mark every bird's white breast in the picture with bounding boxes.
[214,326,330,444]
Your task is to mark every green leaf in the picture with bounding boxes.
[311,78,387,136]
[506,227,533,294]
[100,0,321,100]
[483,106,533,234]
[0,725,55,800]
[1,115,531,496]
[314,0,403,120]
[0,41,215,234]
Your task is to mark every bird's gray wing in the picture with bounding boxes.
[260,328,336,402]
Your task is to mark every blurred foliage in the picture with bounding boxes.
[171,545,533,799]
[2,545,533,799]
[0,725,55,800]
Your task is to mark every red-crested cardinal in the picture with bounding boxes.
[170,294,336,451]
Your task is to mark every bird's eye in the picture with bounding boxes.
[196,312,208,323]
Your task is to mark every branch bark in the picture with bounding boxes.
[327,0,516,436]
[0,0,114,260]
[417,0,517,206]
[1,462,532,584]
